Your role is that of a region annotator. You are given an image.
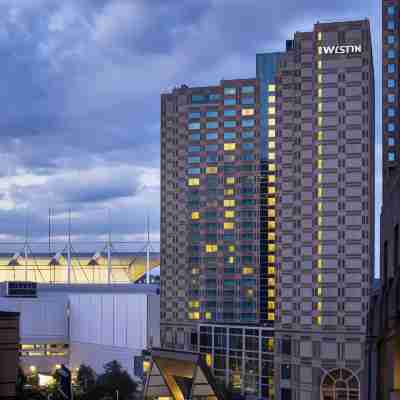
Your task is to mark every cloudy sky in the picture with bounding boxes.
[0,0,380,248]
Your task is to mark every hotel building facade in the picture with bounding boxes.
[161,19,374,400]
[369,1,400,400]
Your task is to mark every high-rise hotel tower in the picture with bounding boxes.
[161,19,374,400]
[369,2,400,400]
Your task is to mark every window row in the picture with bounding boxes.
[188,108,255,119]
[188,143,255,153]
[190,131,255,141]
[188,153,256,164]
[188,119,256,130]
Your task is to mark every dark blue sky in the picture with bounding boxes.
[0,0,380,246]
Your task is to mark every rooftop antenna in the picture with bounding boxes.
[24,208,28,282]
[107,208,112,285]
[48,208,51,255]
[146,214,150,284]
[67,209,72,284]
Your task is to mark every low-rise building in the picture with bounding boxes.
[0,283,159,379]
[0,311,19,400]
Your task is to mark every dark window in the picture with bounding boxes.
[190,332,198,346]
[282,338,292,355]
[281,364,291,380]
[395,225,399,269]
[281,388,292,400]
[384,241,389,283]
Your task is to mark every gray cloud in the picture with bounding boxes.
[0,0,379,242]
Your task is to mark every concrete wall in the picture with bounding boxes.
[69,293,160,377]
[0,296,68,343]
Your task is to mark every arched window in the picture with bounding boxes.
[320,368,360,400]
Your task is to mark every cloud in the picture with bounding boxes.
[0,0,380,244]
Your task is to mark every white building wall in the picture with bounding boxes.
[0,296,68,343]
[68,293,160,377]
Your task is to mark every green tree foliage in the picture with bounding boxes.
[77,364,96,393]
[96,361,137,400]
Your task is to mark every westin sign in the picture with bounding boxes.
[319,44,362,55]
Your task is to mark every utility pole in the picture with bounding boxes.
[146,215,150,284]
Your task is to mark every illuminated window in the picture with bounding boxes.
[205,244,218,253]
[318,216,323,226]
[318,145,323,155]
[205,312,212,320]
[205,353,212,367]
[318,88,323,97]
[225,210,235,218]
[267,197,276,206]
[268,267,275,275]
[268,95,276,103]
[191,268,199,274]
[318,159,323,169]
[317,31,323,41]
[318,188,323,198]
[228,256,235,264]
[206,166,218,174]
[318,245,322,254]
[318,74,322,84]
[268,187,276,194]
[226,176,235,184]
[268,152,276,160]
[268,129,275,138]
[317,60,322,69]
[268,244,275,252]
[268,107,276,115]
[317,302,322,311]
[242,108,255,116]
[318,274,323,283]
[318,173,323,183]
[224,199,235,207]
[268,118,276,126]
[318,259,323,269]
[242,267,254,275]
[317,288,322,296]
[268,255,275,263]
[268,164,276,172]
[246,289,254,297]
[188,178,200,186]
[268,278,275,286]
[189,300,200,308]
[318,103,323,112]
[188,312,200,320]
[224,222,235,230]
[191,212,200,220]
[268,84,276,92]
[143,360,151,373]
[268,141,276,149]
[318,117,323,127]
[316,316,322,325]
[224,188,234,196]
[268,232,276,241]
[268,301,275,310]
[268,221,276,229]
[268,313,275,321]
[268,209,276,217]
[228,245,236,252]
[318,202,323,212]
[224,143,236,151]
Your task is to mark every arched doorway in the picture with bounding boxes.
[320,368,360,400]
